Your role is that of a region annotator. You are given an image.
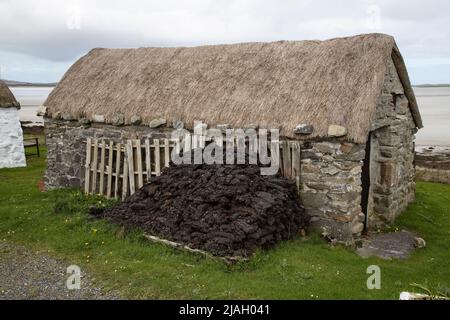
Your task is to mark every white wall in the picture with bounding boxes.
[0,108,26,168]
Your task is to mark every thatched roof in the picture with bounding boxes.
[44,33,422,143]
[0,80,20,108]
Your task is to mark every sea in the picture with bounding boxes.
[9,86,450,147]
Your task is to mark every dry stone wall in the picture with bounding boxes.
[415,146,450,184]
[44,120,174,189]
[298,141,365,244]
[368,58,417,227]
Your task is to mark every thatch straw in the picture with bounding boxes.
[0,80,20,108]
[44,33,422,143]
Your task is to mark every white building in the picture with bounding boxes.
[0,80,26,168]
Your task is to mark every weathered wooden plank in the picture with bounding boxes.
[271,139,280,175]
[84,138,92,194]
[114,143,122,199]
[200,131,206,148]
[154,139,161,176]
[164,138,170,167]
[145,139,151,182]
[91,139,98,194]
[122,157,129,200]
[143,234,247,265]
[192,133,198,149]
[248,133,258,165]
[106,140,114,198]
[98,140,106,195]
[135,139,144,188]
[236,133,246,164]
[291,142,301,191]
[225,133,235,164]
[184,133,191,152]
[282,140,292,178]
[126,140,136,195]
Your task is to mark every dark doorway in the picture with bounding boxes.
[360,133,372,229]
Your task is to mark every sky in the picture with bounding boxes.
[0,0,449,84]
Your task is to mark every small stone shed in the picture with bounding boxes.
[0,80,26,168]
[42,33,422,243]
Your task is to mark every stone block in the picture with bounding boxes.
[79,118,91,125]
[111,113,125,126]
[62,112,76,121]
[149,118,167,128]
[328,125,347,137]
[92,115,105,123]
[301,149,322,160]
[340,142,354,154]
[294,124,314,135]
[380,161,396,186]
[299,191,329,209]
[130,115,142,125]
[352,222,364,234]
[301,162,321,173]
[314,142,338,155]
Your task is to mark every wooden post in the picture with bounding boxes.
[192,133,198,149]
[145,139,151,182]
[154,139,161,176]
[200,131,206,148]
[184,133,191,152]
[164,138,170,167]
[84,138,92,194]
[126,140,136,195]
[134,140,144,188]
[271,139,280,175]
[106,140,114,198]
[226,133,235,164]
[99,140,106,196]
[114,143,122,199]
[236,133,246,164]
[291,142,301,191]
[282,140,292,178]
[91,139,98,195]
[122,157,129,200]
[135,139,144,188]
[248,134,258,165]
[143,233,248,265]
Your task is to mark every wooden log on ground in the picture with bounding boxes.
[143,233,248,265]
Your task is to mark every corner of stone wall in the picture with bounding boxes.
[299,141,366,244]
[44,118,88,190]
[367,56,417,228]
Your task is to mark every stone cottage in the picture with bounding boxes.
[0,80,26,168]
[42,33,422,244]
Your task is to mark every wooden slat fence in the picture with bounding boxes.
[85,136,301,200]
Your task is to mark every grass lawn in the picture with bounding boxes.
[0,144,449,299]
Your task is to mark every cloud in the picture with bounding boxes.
[0,0,449,83]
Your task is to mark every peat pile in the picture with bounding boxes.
[97,161,308,257]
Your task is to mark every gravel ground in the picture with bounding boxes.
[0,241,118,300]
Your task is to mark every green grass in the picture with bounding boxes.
[0,146,449,299]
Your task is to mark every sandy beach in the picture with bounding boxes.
[9,87,53,124]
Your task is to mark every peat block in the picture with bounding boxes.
[98,161,308,257]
